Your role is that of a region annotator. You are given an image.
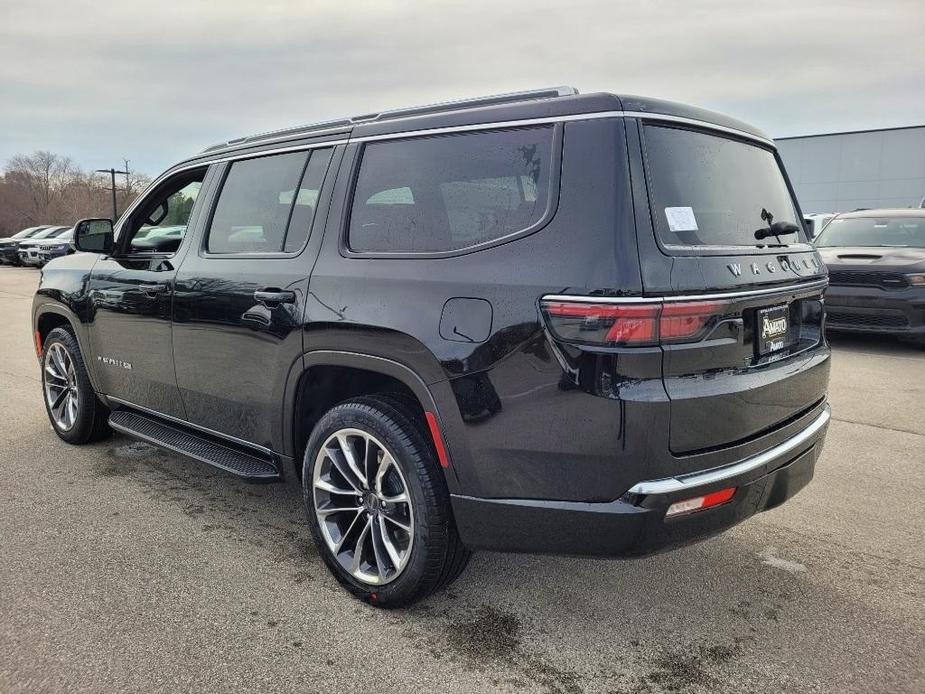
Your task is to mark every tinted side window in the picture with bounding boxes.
[207,152,308,254]
[349,126,555,253]
[282,148,333,253]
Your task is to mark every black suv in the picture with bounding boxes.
[32,87,831,606]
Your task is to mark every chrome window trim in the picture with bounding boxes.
[106,396,274,455]
[627,406,831,496]
[125,110,772,237]
[349,111,624,143]
[541,278,829,305]
[192,109,772,154]
[623,111,775,147]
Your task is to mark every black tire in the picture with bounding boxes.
[302,395,470,607]
[41,327,111,444]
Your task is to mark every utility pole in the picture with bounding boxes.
[122,159,132,194]
[95,167,129,220]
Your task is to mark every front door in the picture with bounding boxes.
[87,167,210,418]
[172,146,338,449]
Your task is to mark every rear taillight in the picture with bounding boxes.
[540,297,727,346]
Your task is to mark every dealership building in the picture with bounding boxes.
[775,125,925,214]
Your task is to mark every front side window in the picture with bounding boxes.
[206,149,330,255]
[126,171,204,254]
[348,126,555,254]
[643,125,805,249]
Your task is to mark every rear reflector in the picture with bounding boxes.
[424,412,450,469]
[34,330,43,357]
[540,298,727,346]
[665,487,736,518]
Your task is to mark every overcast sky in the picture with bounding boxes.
[1,0,922,176]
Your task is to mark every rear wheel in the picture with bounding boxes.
[302,395,470,607]
[41,327,111,444]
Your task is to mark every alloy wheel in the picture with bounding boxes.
[43,342,79,431]
[312,428,414,585]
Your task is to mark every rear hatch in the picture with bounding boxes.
[635,121,829,455]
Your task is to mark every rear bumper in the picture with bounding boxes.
[825,285,925,335]
[452,405,830,556]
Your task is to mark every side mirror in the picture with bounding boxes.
[74,218,114,254]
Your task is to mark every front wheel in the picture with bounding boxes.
[41,327,111,444]
[303,395,470,607]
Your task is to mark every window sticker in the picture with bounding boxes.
[665,206,698,232]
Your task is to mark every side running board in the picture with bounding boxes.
[108,409,281,481]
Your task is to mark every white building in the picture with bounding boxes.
[776,125,925,214]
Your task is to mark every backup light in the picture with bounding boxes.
[665,487,736,518]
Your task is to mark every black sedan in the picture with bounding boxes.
[816,209,925,343]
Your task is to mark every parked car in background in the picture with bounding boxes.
[128,225,186,253]
[804,213,835,240]
[0,225,53,264]
[816,209,925,342]
[36,227,75,266]
[33,87,831,606]
[17,226,71,266]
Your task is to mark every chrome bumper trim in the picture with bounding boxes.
[627,406,831,496]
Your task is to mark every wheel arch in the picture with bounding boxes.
[33,303,103,394]
[285,350,468,491]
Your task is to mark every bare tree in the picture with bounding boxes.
[0,151,148,235]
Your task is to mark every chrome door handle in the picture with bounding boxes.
[254,289,295,306]
[140,283,167,296]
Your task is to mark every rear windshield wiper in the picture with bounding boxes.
[754,222,800,240]
[754,208,800,241]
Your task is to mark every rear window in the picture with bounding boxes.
[643,125,803,249]
[348,126,555,254]
[815,216,925,248]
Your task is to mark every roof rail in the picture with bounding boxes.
[354,86,579,124]
[200,117,354,154]
[200,86,578,154]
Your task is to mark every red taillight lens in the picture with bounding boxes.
[541,298,727,346]
[541,301,660,346]
[659,301,725,341]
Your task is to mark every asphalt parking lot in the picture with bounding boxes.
[0,266,922,694]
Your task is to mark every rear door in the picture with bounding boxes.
[628,119,829,456]
[171,146,339,449]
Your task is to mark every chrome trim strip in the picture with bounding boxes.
[621,111,775,146]
[106,396,274,455]
[627,406,831,496]
[178,109,772,166]
[201,123,353,154]
[139,109,771,231]
[350,111,626,143]
[541,279,828,305]
[115,140,348,232]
